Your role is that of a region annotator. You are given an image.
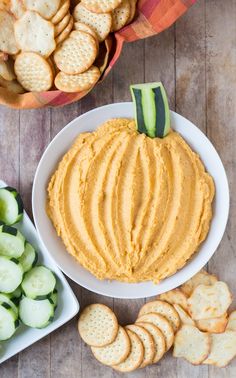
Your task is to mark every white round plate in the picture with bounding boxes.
[32,103,229,299]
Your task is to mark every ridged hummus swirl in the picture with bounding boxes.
[47,119,215,283]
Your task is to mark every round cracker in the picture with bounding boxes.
[54,66,100,92]
[81,0,122,13]
[187,281,232,320]
[138,300,180,333]
[14,10,56,58]
[126,324,155,368]
[136,312,174,351]
[55,12,71,37]
[0,59,16,81]
[23,0,60,20]
[0,10,19,54]
[203,331,236,367]
[73,3,112,42]
[196,314,228,334]
[14,52,53,91]
[78,304,119,347]
[181,269,218,297]
[91,326,130,366]
[72,23,98,47]
[112,329,144,372]
[226,311,236,331]
[111,0,130,32]
[173,304,195,326]
[54,31,97,74]
[51,0,70,24]
[159,289,188,311]
[55,15,73,44]
[173,325,211,365]
[10,0,26,19]
[137,322,165,363]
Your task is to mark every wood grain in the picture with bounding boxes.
[1,0,236,376]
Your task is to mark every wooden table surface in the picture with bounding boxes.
[0,0,236,377]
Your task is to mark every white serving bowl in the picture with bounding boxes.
[32,103,229,299]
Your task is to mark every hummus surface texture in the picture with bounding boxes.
[47,119,215,283]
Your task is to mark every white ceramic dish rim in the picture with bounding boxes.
[0,180,80,365]
[32,102,229,299]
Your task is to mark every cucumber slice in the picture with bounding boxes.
[0,187,24,225]
[0,225,25,258]
[0,293,18,315]
[0,256,23,293]
[19,296,54,329]
[6,286,22,299]
[49,289,58,308]
[21,266,56,299]
[19,243,38,273]
[0,303,18,340]
[130,82,171,138]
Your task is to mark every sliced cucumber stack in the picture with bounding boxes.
[21,266,56,300]
[0,187,24,225]
[19,242,38,273]
[0,256,23,293]
[0,303,19,340]
[0,225,25,258]
[19,296,54,329]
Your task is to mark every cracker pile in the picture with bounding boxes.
[0,0,137,93]
[78,270,236,371]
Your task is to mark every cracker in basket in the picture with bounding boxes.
[54,66,100,92]
[72,23,98,46]
[159,289,188,312]
[126,324,155,368]
[136,322,165,363]
[73,3,112,42]
[0,10,19,54]
[181,269,218,297]
[173,304,196,326]
[81,0,122,13]
[196,313,228,333]
[112,329,144,372]
[14,11,56,57]
[111,0,131,32]
[203,331,236,367]
[173,325,211,365]
[91,326,131,366]
[78,304,119,347]
[23,0,60,20]
[138,300,180,333]
[55,15,74,44]
[51,0,70,24]
[127,0,137,24]
[187,281,232,320]
[10,0,26,19]
[55,12,71,37]
[54,31,98,74]
[226,311,236,331]
[0,59,16,81]
[136,312,174,351]
[14,52,53,91]
[0,76,24,93]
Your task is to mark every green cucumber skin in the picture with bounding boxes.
[1,225,18,236]
[131,88,148,135]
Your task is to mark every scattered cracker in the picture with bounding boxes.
[203,331,236,367]
[138,300,180,333]
[52,0,70,24]
[126,324,155,368]
[173,325,211,365]
[196,314,228,333]
[14,11,56,57]
[55,66,100,92]
[55,15,73,44]
[78,304,119,347]
[111,0,131,32]
[54,31,97,74]
[181,270,218,297]
[73,3,112,42]
[0,10,19,54]
[81,0,122,13]
[0,59,16,81]
[0,76,24,93]
[14,52,53,91]
[226,311,236,331]
[23,0,60,20]
[173,304,196,326]
[136,312,174,351]
[159,289,188,311]
[10,0,26,19]
[91,326,130,366]
[137,322,165,363]
[188,281,232,320]
[112,329,144,372]
[55,13,71,37]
